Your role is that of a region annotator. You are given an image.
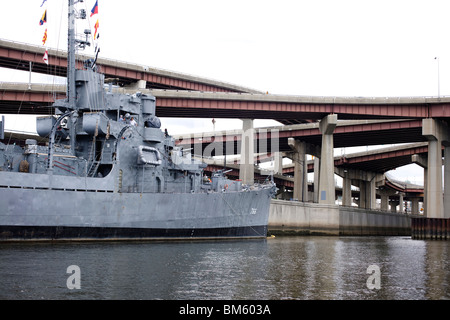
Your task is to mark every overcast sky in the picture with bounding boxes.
[2,0,446,183]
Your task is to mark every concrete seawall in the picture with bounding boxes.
[268,199,412,236]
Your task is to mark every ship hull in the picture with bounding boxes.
[0,185,272,241]
[0,225,267,241]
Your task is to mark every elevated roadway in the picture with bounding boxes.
[2,82,450,124]
[175,119,426,155]
[149,89,450,122]
[0,39,261,94]
[0,84,427,154]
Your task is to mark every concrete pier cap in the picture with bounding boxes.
[319,114,338,135]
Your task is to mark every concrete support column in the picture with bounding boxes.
[288,138,308,202]
[444,146,450,218]
[239,119,254,185]
[412,154,427,216]
[410,197,420,215]
[338,168,384,210]
[423,167,428,216]
[359,180,372,209]
[368,179,377,209]
[390,199,399,213]
[427,138,442,217]
[273,152,284,175]
[342,173,352,207]
[318,114,337,204]
[354,180,366,208]
[313,156,320,203]
[380,193,389,211]
[399,192,405,214]
[378,188,395,212]
[422,118,446,218]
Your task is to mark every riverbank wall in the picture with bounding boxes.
[268,199,412,236]
[411,217,450,240]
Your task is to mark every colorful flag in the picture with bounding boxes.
[93,19,99,40]
[42,28,48,45]
[39,9,47,25]
[90,0,98,17]
[40,0,47,7]
[43,49,49,65]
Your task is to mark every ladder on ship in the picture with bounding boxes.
[87,121,103,177]
[87,160,100,177]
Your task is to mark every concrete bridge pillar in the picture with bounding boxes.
[338,167,384,210]
[287,138,308,201]
[412,154,427,216]
[368,179,378,209]
[378,188,395,211]
[422,118,449,218]
[342,173,352,207]
[398,192,405,213]
[444,145,450,218]
[273,152,284,175]
[239,119,255,185]
[352,180,376,209]
[390,199,399,213]
[380,193,389,211]
[410,197,421,215]
[318,114,337,204]
[313,156,320,203]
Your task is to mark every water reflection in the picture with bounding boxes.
[423,240,450,299]
[0,237,448,300]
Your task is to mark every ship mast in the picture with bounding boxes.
[67,0,90,108]
[48,0,89,172]
[67,0,77,109]
[67,0,90,152]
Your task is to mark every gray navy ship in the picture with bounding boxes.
[0,0,276,241]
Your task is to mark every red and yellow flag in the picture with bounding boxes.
[94,19,99,40]
[42,29,48,45]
